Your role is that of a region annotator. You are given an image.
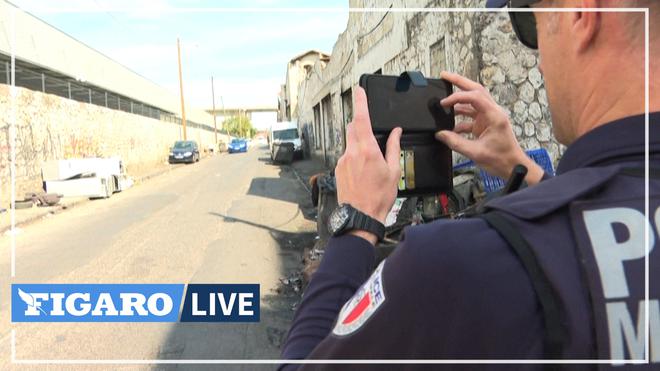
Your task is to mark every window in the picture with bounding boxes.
[273,129,299,140]
[90,90,106,106]
[341,89,353,151]
[69,82,91,103]
[43,75,67,98]
[173,141,195,149]
[341,88,353,126]
[107,94,119,110]
[15,67,43,92]
[430,38,447,78]
[0,61,7,84]
[313,104,322,149]
[321,94,333,150]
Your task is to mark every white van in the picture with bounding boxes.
[269,121,302,160]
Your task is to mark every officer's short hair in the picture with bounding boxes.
[614,0,658,43]
[543,0,657,43]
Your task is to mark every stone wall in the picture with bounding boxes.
[477,11,565,164]
[0,84,226,207]
[293,0,564,170]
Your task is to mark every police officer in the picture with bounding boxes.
[281,0,659,369]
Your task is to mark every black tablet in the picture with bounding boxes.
[359,71,455,196]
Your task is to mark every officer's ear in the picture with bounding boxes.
[571,0,601,53]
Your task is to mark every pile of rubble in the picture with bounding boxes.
[278,272,303,295]
[277,244,324,299]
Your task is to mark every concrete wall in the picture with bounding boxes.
[0,84,227,206]
[293,0,565,169]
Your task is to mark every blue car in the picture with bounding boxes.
[228,138,248,153]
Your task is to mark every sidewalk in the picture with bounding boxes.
[288,155,328,194]
[285,155,334,285]
[0,153,225,234]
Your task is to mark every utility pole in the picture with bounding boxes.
[177,38,187,140]
[220,96,226,136]
[211,76,218,145]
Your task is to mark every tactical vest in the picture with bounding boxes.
[480,164,659,370]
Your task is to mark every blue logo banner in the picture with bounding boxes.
[11,284,184,322]
[180,284,260,322]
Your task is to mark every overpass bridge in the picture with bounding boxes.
[206,106,279,131]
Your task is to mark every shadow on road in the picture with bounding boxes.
[247,177,303,205]
[155,150,323,370]
[209,212,315,245]
[246,165,317,222]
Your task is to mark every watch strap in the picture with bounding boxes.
[349,208,386,241]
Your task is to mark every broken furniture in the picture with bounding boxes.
[42,158,133,199]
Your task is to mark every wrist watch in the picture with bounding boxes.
[327,204,386,241]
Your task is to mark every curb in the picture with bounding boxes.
[0,197,89,234]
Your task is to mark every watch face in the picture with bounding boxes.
[328,205,351,235]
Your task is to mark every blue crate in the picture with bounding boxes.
[453,148,555,194]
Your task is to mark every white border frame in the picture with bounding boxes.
[7,5,651,366]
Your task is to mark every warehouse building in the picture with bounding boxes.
[0,0,223,206]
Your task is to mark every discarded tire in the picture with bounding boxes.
[12,200,34,209]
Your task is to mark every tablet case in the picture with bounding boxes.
[359,71,454,196]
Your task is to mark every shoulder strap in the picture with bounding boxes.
[480,211,567,362]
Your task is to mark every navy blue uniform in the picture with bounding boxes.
[281,113,660,369]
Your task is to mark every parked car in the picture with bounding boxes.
[228,138,248,153]
[256,136,268,146]
[168,140,200,164]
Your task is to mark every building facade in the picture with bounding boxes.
[278,50,330,122]
[283,0,563,169]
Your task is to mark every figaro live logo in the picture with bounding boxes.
[11,284,259,322]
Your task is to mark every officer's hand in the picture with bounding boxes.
[436,71,544,185]
[335,87,402,244]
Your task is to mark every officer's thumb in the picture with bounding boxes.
[435,130,477,159]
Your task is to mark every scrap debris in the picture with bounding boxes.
[278,271,303,296]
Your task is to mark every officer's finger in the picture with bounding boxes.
[385,127,402,174]
[352,87,375,144]
[435,130,479,160]
[453,121,474,134]
[440,71,483,92]
[454,103,477,117]
[441,91,487,112]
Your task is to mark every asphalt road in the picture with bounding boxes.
[0,145,317,370]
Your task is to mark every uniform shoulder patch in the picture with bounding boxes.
[332,260,386,336]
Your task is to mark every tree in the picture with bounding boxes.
[222,115,256,138]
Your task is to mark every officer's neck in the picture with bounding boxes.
[572,49,657,141]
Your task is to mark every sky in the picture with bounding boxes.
[10,0,349,112]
